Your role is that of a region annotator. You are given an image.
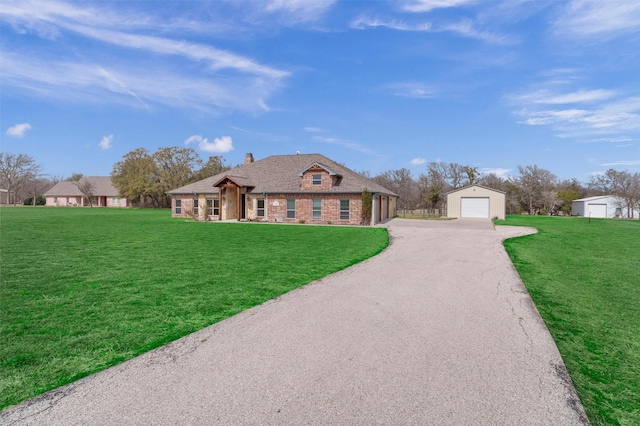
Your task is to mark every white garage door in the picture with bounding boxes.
[588,203,607,218]
[461,197,490,218]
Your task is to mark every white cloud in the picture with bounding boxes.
[99,134,113,150]
[350,16,431,32]
[401,0,476,13]
[555,0,640,38]
[314,135,379,156]
[350,16,511,45]
[262,0,337,23]
[509,75,640,142]
[185,135,234,153]
[0,0,289,113]
[410,157,426,165]
[601,160,640,167]
[514,89,617,105]
[303,127,325,133]
[385,82,434,99]
[5,122,31,138]
[0,52,277,113]
[441,19,514,45]
[480,168,511,177]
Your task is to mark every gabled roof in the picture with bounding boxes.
[446,184,506,195]
[572,195,618,202]
[168,153,397,196]
[44,176,121,197]
[297,161,341,177]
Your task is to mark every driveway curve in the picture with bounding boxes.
[1,218,588,425]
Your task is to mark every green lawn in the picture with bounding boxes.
[0,207,389,410]
[496,216,640,426]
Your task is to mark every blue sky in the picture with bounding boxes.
[1,0,639,182]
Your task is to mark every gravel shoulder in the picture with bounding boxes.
[1,218,589,425]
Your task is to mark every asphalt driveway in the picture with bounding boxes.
[1,218,589,425]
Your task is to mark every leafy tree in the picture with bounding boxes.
[556,179,585,215]
[194,156,231,180]
[111,148,157,206]
[152,147,202,207]
[112,147,204,208]
[0,153,42,205]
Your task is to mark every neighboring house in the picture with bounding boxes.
[168,153,398,225]
[44,176,128,208]
[446,185,506,220]
[572,195,638,219]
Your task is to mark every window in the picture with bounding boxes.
[312,199,322,219]
[257,198,265,217]
[340,199,350,220]
[312,174,322,185]
[175,199,181,215]
[193,199,199,215]
[112,198,120,206]
[286,199,296,219]
[54,197,58,204]
[206,198,220,216]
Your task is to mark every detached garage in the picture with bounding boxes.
[571,195,638,218]
[447,185,506,220]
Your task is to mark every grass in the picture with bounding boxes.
[0,207,389,410]
[496,216,640,426]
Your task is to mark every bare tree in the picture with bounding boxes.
[0,153,42,205]
[478,173,506,192]
[447,163,467,189]
[589,169,640,218]
[374,168,418,214]
[511,165,557,215]
[68,173,96,207]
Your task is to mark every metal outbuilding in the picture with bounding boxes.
[571,195,638,218]
[447,185,506,220]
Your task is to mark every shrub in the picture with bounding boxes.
[23,196,46,206]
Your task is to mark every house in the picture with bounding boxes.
[446,185,506,220]
[44,176,128,207]
[572,195,638,218]
[168,153,398,225]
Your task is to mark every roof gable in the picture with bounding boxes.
[446,184,506,195]
[297,162,341,177]
[44,176,120,197]
[168,153,397,197]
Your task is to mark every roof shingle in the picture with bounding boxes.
[168,154,397,196]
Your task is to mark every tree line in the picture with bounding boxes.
[2,149,639,218]
[366,162,640,218]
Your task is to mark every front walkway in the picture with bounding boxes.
[1,218,588,425]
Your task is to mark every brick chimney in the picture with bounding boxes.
[244,153,254,164]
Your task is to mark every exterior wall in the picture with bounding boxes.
[447,186,506,220]
[172,194,219,219]
[572,196,639,218]
[106,197,128,208]
[171,196,197,218]
[300,168,333,191]
[45,195,128,207]
[171,191,391,226]
[257,193,363,225]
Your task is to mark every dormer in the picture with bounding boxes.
[298,162,342,190]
